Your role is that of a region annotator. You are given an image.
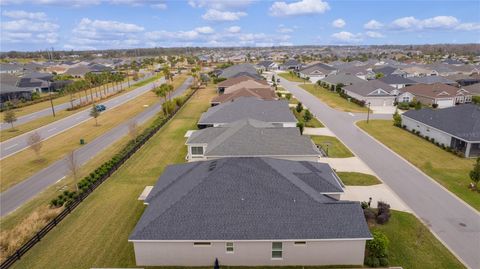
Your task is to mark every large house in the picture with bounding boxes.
[216,75,270,95]
[342,80,397,107]
[403,83,472,108]
[378,75,417,90]
[257,60,278,71]
[211,87,277,106]
[197,97,297,129]
[401,104,480,157]
[186,119,321,162]
[218,63,262,80]
[298,63,337,83]
[129,157,371,266]
[280,59,302,70]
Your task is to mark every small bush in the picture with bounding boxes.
[295,102,303,113]
[379,257,389,267]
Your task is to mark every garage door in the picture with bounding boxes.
[436,99,454,108]
[368,98,394,106]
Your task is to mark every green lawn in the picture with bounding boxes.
[11,86,216,269]
[278,72,308,83]
[311,135,354,158]
[336,172,381,186]
[372,211,465,269]
[291,108,324,127]
[300,84,368,113]
[357,120,479,211]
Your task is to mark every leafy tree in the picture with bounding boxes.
[90,104,101,126]
[296,121,304,135]
[365,231,389,267]
[303,109,313,122]
[393,110,402,127]
[415,101,422,110]
[4,109,17,129]
[162,100,175,116]
[470,157,480,189]
[375,72,385,79]
[27,131,42,158]
[296,102,303,113]
[285,93,292,100]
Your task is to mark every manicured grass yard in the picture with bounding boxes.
[291,108,324,127]
[10,85,217,269]
[336,172,381,186]
[311,135,354,158]
[372,210,465,269]
[300,84,368,113]
[357,120,479,211]
[278,72,308,83]
[0,75,188,192]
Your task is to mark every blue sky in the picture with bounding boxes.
[1,0,479,51]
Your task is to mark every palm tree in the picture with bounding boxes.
[153,86,167,102]
[163,64,171,82]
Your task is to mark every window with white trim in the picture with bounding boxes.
[294,241,306,245]
[193,242,211,246]
[226,242,234,253]
[402,96,410,103]
[191,146,203,155]
[272,242,282,259]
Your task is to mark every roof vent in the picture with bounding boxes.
[208,160,217,171]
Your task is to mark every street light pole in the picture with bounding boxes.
[366,102,371,124]
[49,83,55,117]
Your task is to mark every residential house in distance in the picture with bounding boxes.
[129,157,370,266]
[298,63,337,83]
[462,83,480,96]
[210,87,277,106]
[216,76,270,95]
[378,75,417,89]
[373,66,406,77]
[0,74,32,103]
[403,83,472,108]
[257,60,278,71]
[0,63,24,74]
[218,63,262,80]
[197,97,297,129]
[342,80,397,107]
[401,104,480,157]
[319,73,365,90]
[411,76,458,86]
[186,119,321,162]
[280,59,302,70]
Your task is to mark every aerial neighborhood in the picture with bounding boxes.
[0,1,479,269]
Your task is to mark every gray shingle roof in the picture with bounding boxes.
[379,75,417,85]
[402,104,480,141]
[320,73,365,86]
[343,80,395,97]
[299,63,336,76]
[219,63,258,79]
[411,76,457,85]
[187,119,320,157]
[130,157,370,241]
[198,97,297,126]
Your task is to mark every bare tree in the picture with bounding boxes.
[128,120,139,142]
[66,150,79,181]
[27,131,42,158]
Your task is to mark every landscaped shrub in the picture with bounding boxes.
[365,231,389,267]
[363,208,376,223]
[296,102,303,113]
[303,109,313,122]
[393,111,402,127]
[276,92,282,98]
[285,93,292,100]
[432,103,438,108]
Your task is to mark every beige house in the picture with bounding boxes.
[129,158,371,267]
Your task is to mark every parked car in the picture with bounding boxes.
[96,104,106,111]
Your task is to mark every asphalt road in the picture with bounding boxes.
[0,74,163,160]
[0,77,192,217]
[278,76,480,269]
[0,72,155,131]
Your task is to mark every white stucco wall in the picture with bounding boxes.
[132,240,367,266]
[401,116,452,146]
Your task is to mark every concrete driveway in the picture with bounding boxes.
[278,76,480,269]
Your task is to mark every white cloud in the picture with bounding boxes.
[421,16,458,29]
[75,18,144,33]
[201,9,247,21]
[364,19,383,30]
[365,31,384,38]
[389,16,468,31]
[2,10,47,20]
[455,22,480,31]
[2,19,59,32]
[332,18,345,28]
[269,0,330,17]
[226,26,241,33]
[391,16,420,30]
[277,26,293,33]
[331,31,362,43]
[188,0,253,10]
[195,26,215,34]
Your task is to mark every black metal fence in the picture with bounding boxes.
[0,87,198,269]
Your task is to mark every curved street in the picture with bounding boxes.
[278,75,480,269]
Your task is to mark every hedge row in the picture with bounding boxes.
[399,125,465,157]
[50,89,194,208]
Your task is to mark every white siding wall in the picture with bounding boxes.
[401,116,452,146]
[132,240,367,266]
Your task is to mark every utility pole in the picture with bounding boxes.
[49,83,56,117]
[366,102,371,123]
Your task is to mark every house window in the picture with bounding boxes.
[272,242,283,259]
[294,241,306,246]
[226,242,234,253]
[193,242,211,246]
[191,146,203,155]
[402,96,410,103]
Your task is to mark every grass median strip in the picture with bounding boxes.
[311,135,354,158]
[0,75,187,192]
[300,84,368,113]
[278,72,308,83]
[337,172,381,186]
[10,85,216,269]
[357,120,479,211]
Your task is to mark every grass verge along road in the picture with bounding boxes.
[311,135,354,158]
[357,120,478,211]
[278,72,308,83]
[10,86,216,269]
[337,172,381,186]
[300,84,368,113]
